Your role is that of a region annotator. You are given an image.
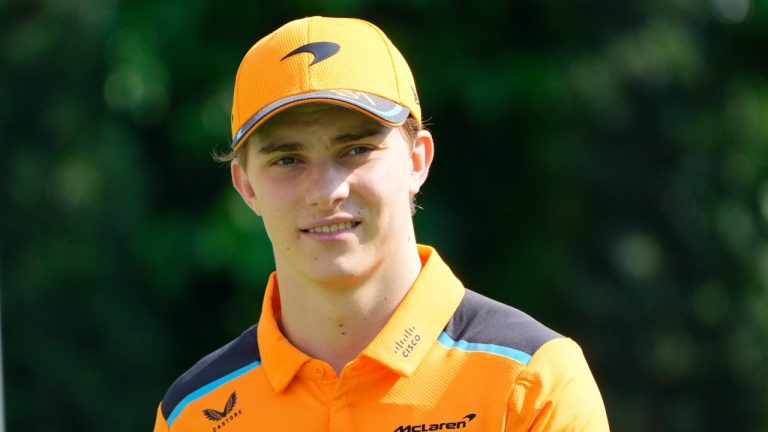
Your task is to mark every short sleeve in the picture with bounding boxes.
[506,337,609,431]
[154,403,170,432]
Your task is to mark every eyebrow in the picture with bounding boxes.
[256,125,389,155]
[257,142,304,155]
[332,125,389,144]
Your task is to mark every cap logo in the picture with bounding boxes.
[281,41,340,65]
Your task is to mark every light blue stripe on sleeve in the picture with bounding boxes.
[437,332,532,365]
[167,361,261,427]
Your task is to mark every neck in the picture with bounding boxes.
[275,242,423,375]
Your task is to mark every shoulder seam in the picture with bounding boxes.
[443,289,562,358]
[437,331,534,365]
[166,360,262,427]
[160,325,260,422]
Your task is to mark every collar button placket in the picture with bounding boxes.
[313,365,325,378]
[329,397,352,432]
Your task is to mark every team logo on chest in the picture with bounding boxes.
[202,391,243,430]
[393,413,477,431]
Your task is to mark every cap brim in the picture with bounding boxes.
[231,90,410,150]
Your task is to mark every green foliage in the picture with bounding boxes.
[2,0,767,430]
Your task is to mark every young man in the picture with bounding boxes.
[154,16,609,431]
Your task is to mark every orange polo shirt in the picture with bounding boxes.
[154,245,609,431]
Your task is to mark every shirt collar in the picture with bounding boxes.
[257,275,313,393]
[257,244,465,392]
[361,245,465,376]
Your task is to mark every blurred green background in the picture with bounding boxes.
[2,0,767,430]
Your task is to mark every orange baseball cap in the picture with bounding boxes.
[230,16,421,150]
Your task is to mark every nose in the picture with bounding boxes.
[303,160,350,210]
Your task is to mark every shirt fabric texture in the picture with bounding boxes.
[154,245,609,431]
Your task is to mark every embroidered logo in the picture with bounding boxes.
[393,326,421,358]
[202,391,243,429]
[393,413,477,432]
[281,42,341,65]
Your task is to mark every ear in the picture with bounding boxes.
[231,158,262,216]
[409,129,434,195]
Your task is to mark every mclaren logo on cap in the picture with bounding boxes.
[281,41,340,65]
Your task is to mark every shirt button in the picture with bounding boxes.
[313,366,324,378]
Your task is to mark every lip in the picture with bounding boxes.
[300,216,360,232]
[300,217,361,240]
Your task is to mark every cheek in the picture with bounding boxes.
[253,183,295,231]
[259,201,301,252]
[354,161,412,212]
[254,175,293,207]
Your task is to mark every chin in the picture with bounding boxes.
[302,255,373,289]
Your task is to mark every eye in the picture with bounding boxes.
[272,156,298,166]
[347,146,372,156]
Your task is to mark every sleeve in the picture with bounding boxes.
[506,337,609,431]
[154,403,171,432]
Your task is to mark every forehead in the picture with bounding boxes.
[250,104,388,144]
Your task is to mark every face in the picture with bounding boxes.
[231,104,433,288]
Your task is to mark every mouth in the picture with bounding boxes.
[301,221,361,234]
